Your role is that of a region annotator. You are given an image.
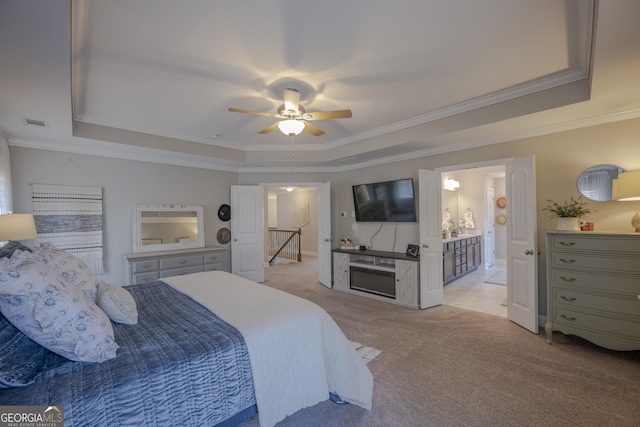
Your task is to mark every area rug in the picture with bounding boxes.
[484,270,507,286]
[351,342,381,364]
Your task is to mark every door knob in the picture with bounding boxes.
[525,249,533,255]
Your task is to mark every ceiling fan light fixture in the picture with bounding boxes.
[278,119,305,136]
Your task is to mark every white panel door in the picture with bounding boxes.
[418,169,443,309]
[505,156,538,333]
[230,185,265,282]
[317,182,332,288]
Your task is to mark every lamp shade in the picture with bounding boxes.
[0,213,38,241]
[613,170,640,201]
[277,120,305,136]
[612,170,640,232]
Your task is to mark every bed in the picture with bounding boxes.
[0,244,373,427]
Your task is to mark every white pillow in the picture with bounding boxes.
[33,242,100,303]
[97,280,138,325]
[0,252,118,363]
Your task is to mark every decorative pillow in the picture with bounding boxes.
[33,241,99,303]
[0,252,118,363]
[0,241,32,259]
[0,310,52,388]
[97,280,138,325]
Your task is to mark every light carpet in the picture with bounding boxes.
[239,256,640,427]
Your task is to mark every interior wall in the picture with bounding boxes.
[493,177,507,260]
[9,146,238,284]
[242,116,640,316]
[9,116,640,317]
[276,188,318,255]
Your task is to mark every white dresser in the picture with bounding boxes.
[124,246,227,285]
[545,232,640,351]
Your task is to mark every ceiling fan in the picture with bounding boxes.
[228,88,352,136]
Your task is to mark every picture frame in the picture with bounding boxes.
[406,244,420,258]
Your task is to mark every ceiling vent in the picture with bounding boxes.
[22,117,49,128]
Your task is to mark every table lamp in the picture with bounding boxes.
[612,170,640,232]
[0,213,38,242]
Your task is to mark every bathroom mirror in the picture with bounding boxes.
[577,164,625,202]
[132,204,204,253]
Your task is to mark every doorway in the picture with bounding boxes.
[439,164,507,317]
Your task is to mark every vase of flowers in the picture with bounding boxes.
[543,196,592,231]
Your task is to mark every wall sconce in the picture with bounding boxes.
[612,170,640,232]
[0,213,38,242]
[443,178,460,191]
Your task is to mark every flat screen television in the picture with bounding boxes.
[352,178,417,222]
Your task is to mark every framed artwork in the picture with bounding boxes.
[406,244,420,258]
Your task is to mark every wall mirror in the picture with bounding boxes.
[132,204,204,253]
[577,164,625,202]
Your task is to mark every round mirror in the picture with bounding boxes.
[577,164,625,202]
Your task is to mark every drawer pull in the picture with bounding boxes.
[178,260,187,265]
[560,295,576,302]
[142,263,153,269]
[559,276,576,282]
[560,314,577,321]
[558,241,575,247]
[559,258,576,264]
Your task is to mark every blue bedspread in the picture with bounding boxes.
[0,281,256,426]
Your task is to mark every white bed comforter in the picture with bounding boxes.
[162,271,373,427]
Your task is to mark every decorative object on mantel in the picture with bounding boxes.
[496,197,506,209]
[543,195,593,231]
[612,170,640,232]
[216,227,231,244]
[340,236,353,250]
[217,204,231,221]
[32,184,104,274]
[496,214,506,225]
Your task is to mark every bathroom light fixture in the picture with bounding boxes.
[0,213,38,242]
[277,120,305,136]
[444,178,460,191]
[612,170,640,232]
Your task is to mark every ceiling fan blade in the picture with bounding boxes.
[228,107,278,118]
[305,109,352,120]
[258,122,280,134]
[283,89,301,112]
[302,120,325,136]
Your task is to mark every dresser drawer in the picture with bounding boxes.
[160,255,203,270]
[132,259,159,273]
[550,235,640,254]
[551,252,640,274]
[160,265,203,279]
[552,287,640,318]
[132,271,159,285]
[204,252,224,264]
[204,263,224,272]
[550,269,640,294]
[552,307,640,340]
